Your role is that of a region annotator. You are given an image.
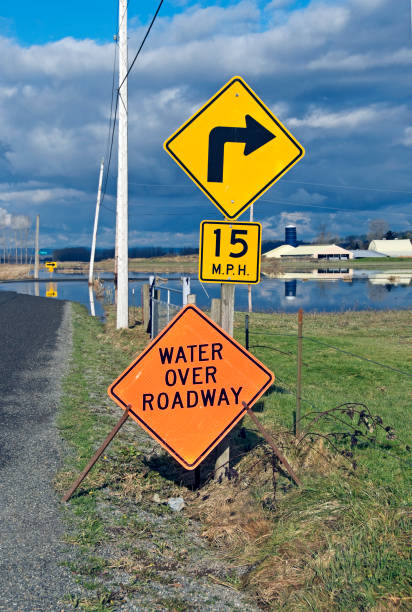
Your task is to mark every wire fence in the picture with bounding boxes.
[243,311,411,465]
[302,336,412,378]
[245,318,412,379]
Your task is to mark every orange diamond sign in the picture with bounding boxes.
[108,305,274,470]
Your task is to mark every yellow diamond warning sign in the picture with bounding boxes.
[164,76,305,220]
[108,305,274,470]
[199,220,261,284]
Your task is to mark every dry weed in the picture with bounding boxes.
[117,472,143,502]
[373,596,412,611]
[296,436,348,474]
[108,556,146,573]
[243,551,313,605]
[0,263,32,279]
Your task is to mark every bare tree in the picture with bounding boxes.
[367,219,389,241]
[314,223,328,244]
[314,223,339,244]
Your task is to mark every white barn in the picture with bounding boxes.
[368,239,412,257]
[264,244,353,260]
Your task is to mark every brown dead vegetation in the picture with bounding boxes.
[0,263,32,280]
[185,431,352,608]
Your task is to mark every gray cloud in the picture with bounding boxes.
[0,0,410,247]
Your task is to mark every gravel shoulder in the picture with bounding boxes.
[0,294,80,611]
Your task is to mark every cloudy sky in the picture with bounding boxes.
[0,0,411,248]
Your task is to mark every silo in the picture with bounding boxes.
[285,225,297,246]
[285,280,297,299]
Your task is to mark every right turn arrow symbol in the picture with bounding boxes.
[207,115,275,183]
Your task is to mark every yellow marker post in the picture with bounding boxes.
[45,261,57,272]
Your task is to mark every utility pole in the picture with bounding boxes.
[89,159,104,286]
[116,0,129,329]
[34,215,39,280]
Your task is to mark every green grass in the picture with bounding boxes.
[58,304,411,611]
[57,304,149,608]
[230,309,411,610]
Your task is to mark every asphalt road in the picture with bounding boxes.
[0,291,78,610]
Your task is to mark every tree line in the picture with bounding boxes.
[313,219,412,250]
[51,246,199,262]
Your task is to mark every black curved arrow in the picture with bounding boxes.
[207,114,275,183]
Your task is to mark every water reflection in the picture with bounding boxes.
[274,268,354,281]
[89,285,95,317]
[285,280,297,299]
[45,282,57,298]
[0,268,410,314]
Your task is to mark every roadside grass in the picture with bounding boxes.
[58,304,257,611]
[57,303,411,610]
[227,308,411,610]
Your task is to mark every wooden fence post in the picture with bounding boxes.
[142,284,150,332]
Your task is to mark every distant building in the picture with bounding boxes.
[368,239,412,257]
[351,249,387,259]
[264,244,353,260]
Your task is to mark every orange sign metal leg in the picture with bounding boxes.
[61,407,130,503]
[243,401,301,487]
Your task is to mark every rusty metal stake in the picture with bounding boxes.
[296,308,303,436]
[243,401,302,487]
[61,407,130,503]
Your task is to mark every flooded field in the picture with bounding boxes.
[1,267,411,316]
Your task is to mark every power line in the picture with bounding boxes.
[127,179,412,197]
[119,0,164,90]
[260,197,358,213]
[282,178,412,196]
[103,41,118,167]
[260,197,412,215]
[100,92,119,209]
